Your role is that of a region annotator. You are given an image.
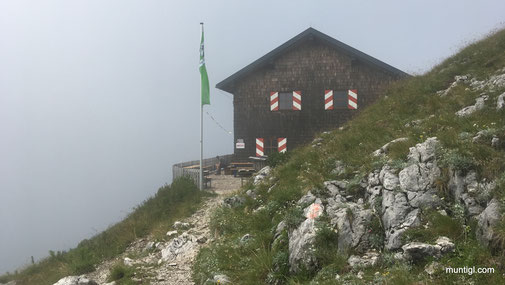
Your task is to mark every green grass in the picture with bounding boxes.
[402,210,464,244]
[1,176,212,285]
[193,28,505,284]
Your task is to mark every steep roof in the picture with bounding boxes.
[216,28,409,93]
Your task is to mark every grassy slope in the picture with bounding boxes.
[0,177,212,285]
[193,29,505,284]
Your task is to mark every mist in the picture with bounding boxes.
[1,0,504,274]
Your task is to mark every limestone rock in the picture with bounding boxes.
[382,191,411,230]
[144,241,155,251]
[448,170,491,217]
[470,72,505,91]
[425,261,441,275]
[407,189,441,208]
[455,95,488,117]
[240,234,252,244]
[245,189,257,198]
[382,189,423,249]
[331,160,346,176]
[399,163,440,192]
[123,257,134,266]
[437,75,470,96]
[372,137,408,156]
[304,201,324,220]
[324,180,348,196]
[380,166,400,191]
[166,230,178,237]
[205,274,231,284]
[160,232,198,262]
[288,218,318,272]
[497,92,505,110]
[222,195,245,208]
[461,193,484,216]
[297,191,316,206]
[326,199,373,252]
[476,199,502,247]
[435,236,455,254]
[288,201,327,272]
[197,236,207,244]
[401,236,454,262]
[173,221,191,230]
[492,136,500,148]
[53,276,97,285]
[347,251,380,268]
[406,137,439,163]
[253,166,271,185]
[402,242,440,261]
[274,221,287,240]
[377,138,442,249]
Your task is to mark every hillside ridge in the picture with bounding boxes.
[192,28,505,284]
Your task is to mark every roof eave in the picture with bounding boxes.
[216,28,410,93]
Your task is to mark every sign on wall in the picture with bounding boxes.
[236,139,245,149]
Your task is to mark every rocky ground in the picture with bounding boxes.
[54,174,241,285]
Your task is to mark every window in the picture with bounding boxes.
[334,91,347,108]
[264,137,278,155]
[278,92,292,110]
[256,137,287,156]
[270,91,302,111]
[324,89,358,110]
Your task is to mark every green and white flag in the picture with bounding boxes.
[200,27,210,105]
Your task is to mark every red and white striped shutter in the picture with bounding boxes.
[278,138,287,153]
[256,138,264,156]
[270,92,279,111]
[348,89,358,109]
[292,91,302,110]
[324,90,333,110]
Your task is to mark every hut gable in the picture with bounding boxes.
[217,28,408,160]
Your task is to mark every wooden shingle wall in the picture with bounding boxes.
[231,37,402,160]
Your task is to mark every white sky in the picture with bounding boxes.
[1,0,504,274]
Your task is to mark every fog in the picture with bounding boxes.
[1,0,504,274]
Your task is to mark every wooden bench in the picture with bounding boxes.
[228,162,254,177]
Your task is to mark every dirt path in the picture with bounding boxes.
[87,174,241,285]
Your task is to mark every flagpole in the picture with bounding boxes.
[199,22,204,191]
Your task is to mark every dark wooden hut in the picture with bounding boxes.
[216,28,408,160]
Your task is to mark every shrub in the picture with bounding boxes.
[367,215,385,250]
[107,263,135,283]
[284,206,305,230]
[314,216,340,267]
[440,149,476,174]
[266,151,291,167]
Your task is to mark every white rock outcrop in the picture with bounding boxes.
[253,166,271,185]
[160,232,198,263]
[288,201,326,272]
[455,95,488,117]
[372,137,409,156]
[53,276,97,285]
[476,199,501,247]
[401,236,455,262]
[347,251,380,268]
[497,92,505,110]
[436,75,470,97]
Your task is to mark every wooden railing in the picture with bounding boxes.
[172,154,233,188]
